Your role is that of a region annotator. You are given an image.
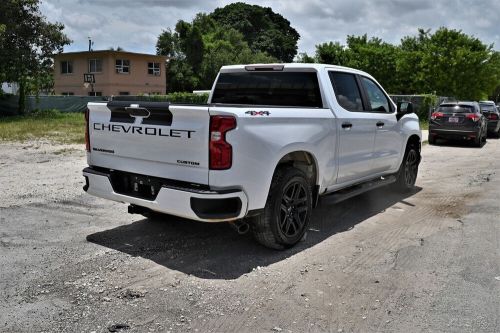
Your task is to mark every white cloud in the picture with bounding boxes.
[40,0,500,56]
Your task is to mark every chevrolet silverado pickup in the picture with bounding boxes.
[83,63,421,249]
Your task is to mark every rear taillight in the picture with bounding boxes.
[466,113,480,122]
[489,113,498,120]
[431,112,443,120]
[209,115,236,170]
[84,109,90,152]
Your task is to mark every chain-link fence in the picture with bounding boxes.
[2,93,454,119]
[0,95,107,116]
[390,95,453,120]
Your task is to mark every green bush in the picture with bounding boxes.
[166,92,209,104]
[116,92,209,104]
[418,94,438,120]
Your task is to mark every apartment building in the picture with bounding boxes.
[53,50,168,96]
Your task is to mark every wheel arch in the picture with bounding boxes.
[273,150,320,207]
[406,134,421,152]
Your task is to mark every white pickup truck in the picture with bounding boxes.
[83,63,421,249]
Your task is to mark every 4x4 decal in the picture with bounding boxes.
[245,111,270,116]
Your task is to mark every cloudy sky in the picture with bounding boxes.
[40,0,500,55]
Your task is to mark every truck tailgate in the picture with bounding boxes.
[87,101,209,184]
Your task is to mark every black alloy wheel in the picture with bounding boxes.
[394,143,420,192]
[277,181,309,239]
[404,149,418,187]
[251,167,312,250]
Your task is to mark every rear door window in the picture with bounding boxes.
[211,72,323,107]
[360,77,391,113]
[328,72,364,111]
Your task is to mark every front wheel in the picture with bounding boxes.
[394,143,420,192]
[251,167,312,250]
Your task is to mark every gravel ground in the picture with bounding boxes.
[0,137,499,333]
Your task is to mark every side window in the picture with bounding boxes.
[360,77,391,113]
[328,72,364,112]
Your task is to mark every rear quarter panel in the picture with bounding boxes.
[208,106,336,211]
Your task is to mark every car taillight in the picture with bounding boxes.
[489,113,498,120]
[431,112,443,120]
[85,109,90,152]
[466,113,480,122]
[209,115,236,170]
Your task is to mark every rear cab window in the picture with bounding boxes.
[438,104,476,113]
[479,104,495,112]
[211,71,323,107]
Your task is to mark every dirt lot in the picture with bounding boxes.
[1,138,499,333]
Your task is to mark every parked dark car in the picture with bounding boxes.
[428,101,487,147]
[479,101,500,137]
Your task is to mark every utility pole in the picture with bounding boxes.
[88,36,94,94]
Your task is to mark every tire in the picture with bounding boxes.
[428,134,436,145]
[394,142,420,192]
[251,167,312,250]
[473,129,484,147]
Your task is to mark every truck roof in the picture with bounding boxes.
[220,63,371,77]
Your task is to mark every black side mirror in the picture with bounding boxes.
[396,101,414,120]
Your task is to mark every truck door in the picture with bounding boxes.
[358,76,402,173]
[328,71,378,184]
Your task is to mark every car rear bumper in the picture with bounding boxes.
[429,128,480,139]
[487,120,499,132]
[83,167,248,222]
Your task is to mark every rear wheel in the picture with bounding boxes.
[428,134,436,145]
[251,167,312,250]
[473,129,485,147]
[394,142,420,192]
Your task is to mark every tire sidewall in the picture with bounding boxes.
[398,144,419,190]
[268,171,312,247]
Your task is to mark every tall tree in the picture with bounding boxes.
[398,28,499,99]
[0,0,70,113]
[315,42,349,66]
[344,35,400,93]
[210,2,300,62]
[157,14,275,92]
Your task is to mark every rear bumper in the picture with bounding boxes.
[487,120,499,132]
[83,167,248,222]
[429,128,479,139]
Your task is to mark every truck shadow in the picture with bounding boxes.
[86,186,421,280]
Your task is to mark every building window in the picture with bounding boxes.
[61,92,74,96]
[88,91,102,96]
[88,59,102,73]
[148,62,160,76]
[118,91,130,95]
[115,59,130,74]
[61,61,73,74]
